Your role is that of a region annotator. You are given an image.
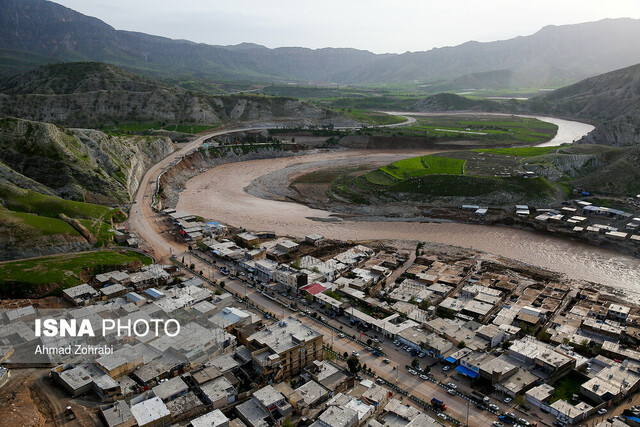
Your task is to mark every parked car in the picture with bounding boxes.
[418,352,426,358]
[447,382,457,389]
[504,397,512,403]
[493,423,503,427]
[408,369,418,375]
[383,358,391,363]
[518,418,530,426]
[338,333,345,338]
[447,388,456,395]
[420,374,428,380]
[376,378,384,384]
[597,409,607,415]
[352,351,360,357]
[442,366,450,371]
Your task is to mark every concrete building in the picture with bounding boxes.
[200,376,237,409]
[100,401,135,427]
[191,409,230,427]
[305,234,325,245]
[129,395,171,427]
[581,363,640,404]
[237,232,259,246]
[311,405,358,427]
[254,259,279,282]
[209,307,252,330]
[246,317,323,380]
[236,385,292,427]
[549,400,593,425]
[100,284,127,300]
[507,336,575,379]
[152,376,188,402]
[293,380,330,411]
[274,267,307,293]
[607,303,631,323]
[525,383,554,408]
[63,283,100,306]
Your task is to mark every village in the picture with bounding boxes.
[1,205,640,427]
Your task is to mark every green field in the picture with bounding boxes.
[377,116,557,144]
[0,184,123,221]
[379,155,465,180]
[473,146,559,157]
[340,109,408,126]
[0,250,152,297]
[102,122,218,135]
[551,372,587,403]
[333,147,561,205]
[0,208,80,236]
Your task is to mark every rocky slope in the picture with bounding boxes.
[0,62,342,128]
[0,117,174,204]
[528,63,640,123]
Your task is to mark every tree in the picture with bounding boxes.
[457,341,466,349]
[536,329,551,343]
[219,280,226,288]
[305,294,313,304]
[347,355,360,374]
[343,352,349,358]
[411,358,419,368]
[502,340,512,349]
[408,296,418,305]
[420,299,431,310]
[282,419,294,427]
[366,339,372,345]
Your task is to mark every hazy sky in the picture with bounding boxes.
[52,0,640,54]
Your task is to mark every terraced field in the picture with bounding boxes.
[331,149,562,205]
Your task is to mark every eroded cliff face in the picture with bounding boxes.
[0,91,337,128]
[158,142,300,209]
[0,117,175,204]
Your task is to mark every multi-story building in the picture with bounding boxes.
[246,317,323,381]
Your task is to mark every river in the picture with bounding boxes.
[176,115,640,295]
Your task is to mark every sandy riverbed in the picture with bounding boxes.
[176,148,640,294]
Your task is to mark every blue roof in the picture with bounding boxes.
[456,365,479,378]
[144,288,164,298]
[207,221,226,227]
[445,356,457,363]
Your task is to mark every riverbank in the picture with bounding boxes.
[175,149,640,294]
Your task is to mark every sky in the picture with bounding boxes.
[51,0,640,54]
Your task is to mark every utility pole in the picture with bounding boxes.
[466,399,469,427]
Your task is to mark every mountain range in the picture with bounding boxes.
[3,0,640,90]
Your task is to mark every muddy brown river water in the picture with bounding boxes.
[176,115,640,295]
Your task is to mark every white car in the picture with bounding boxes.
[383,358,391,363]
[447,388,456,395]
[376,378,384,384]
[339,333,345,338]
[420,374,428,380]
[352,351,360,357]
[408,369,418,375]
[442,366,450,371]
[504,397,512,403]
[597,409,607,415]
[447,382,457,389]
